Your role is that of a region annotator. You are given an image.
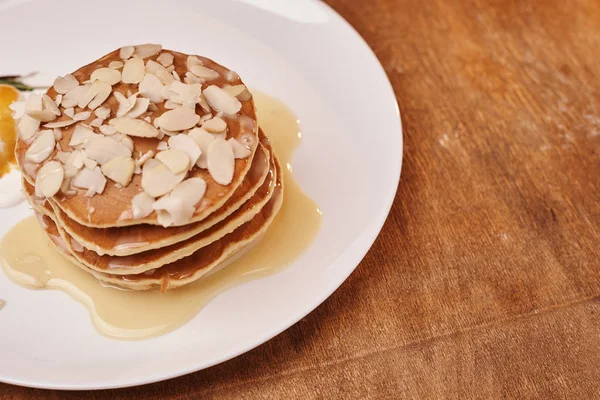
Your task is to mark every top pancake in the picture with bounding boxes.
[15,46,259,228]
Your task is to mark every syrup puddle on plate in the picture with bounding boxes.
[0,92,322,340]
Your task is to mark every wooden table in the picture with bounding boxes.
[3,0,600,398]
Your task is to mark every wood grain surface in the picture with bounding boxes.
[2,0,600,398]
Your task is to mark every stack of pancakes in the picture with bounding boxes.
[14,45,283,291]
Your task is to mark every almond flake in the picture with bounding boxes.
[17,94,42,140]
[73,111,92,121]
[72,166,106,195]
[84,135,132,165]
[99,125,117,135]
[157,52,174,68]
[53,129,63,141]
[132,192,155,219]
[222,85,247,98]
[168,133,201,166]
[186,55,203,70]
[189,65,220,80]
[91,68,121,85]
[141,158,186,197]
[207,138,234,185]
[188,127,217,168]
[155,107,200,131]
[122,57,145,84]
[198,95,211,114]
[136,150,154,167]
[55,94,63,107]
[114,92,137,117]
[109,117,159,138]
[69,125,96,147]
[172,70,181,82]
[203,85,242,115]
[63,150,86,177]
[156,149,190,174]
[138,73,165,103]
[153,177,206,227]
[101,156,135,186]
[53,74,79,94]
[64,107,75,118]
[26,110,57,122]
[78,82,112,110]
[184,72,203,85]
[35,161,64,198]
[146,60,173,85]
[61,85,89,108]
[109,61,124,69]
[43,119,78,129]
[166,65,175,72]
[126,97,150,119]
[84,158,97,170]
[144,116,152,123]
[26,130,55,163]
[90,118,103,127]
[134,44,162,59]
[119,46,135,60]
[134,165,142,175]
[228,138,251,159]
[156,141,169,151]
[164,100,178,109]
[120,135,134,151]
[95,107,111,120]
[202,117,227,133]
[42,94,61,116]
[165,80,202,109]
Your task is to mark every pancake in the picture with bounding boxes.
[16,46,259,228]
[45,151,277,275]
[22,129,272,256]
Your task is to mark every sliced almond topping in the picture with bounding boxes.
[188,127,217,168]
[156,149,190,174]
[134,44,162,59]
[42,95,61,116]
[120,135,134,152]
[184,72,203,85]
[228,138,252,159]
[203,85,241,115]
[146,60,174,85]
[136,150,154,167]
[157,52,174,68]
[90,118,103,127]
[53,74,79,94]
[155,107,200,131]
[109,60,124,69]
[222,85,247,98]
[119,45,135,60]
[69,125,95,147]
[126,97,150,119]
[43,119,78,129]
[189,65,220,80]
[101,156,135,186]
[73,111,92,121]
[90,68,121,85]
[53,129,63,141]
[62,150,86,178]
[152,177,206,227]
[202,117,227,133]
[84,135,132,165]
[55,94,63,107]
[26,130,55,163]
[165,80,202,109]
[64,107,75,118]
[187,55,203,70]
[17,94,42,140]
[122,57,145,84]
[141,158,186,197]
[115,92,137,117]
[168,133,202,166]
[99,125,117,135]
[132,192,155,219]
[35,161,64,198]
[156,141,169,151]
[83,158,97,170]
[95,107,111,120]
[164,100,178,109]
[26,110,57,122]
[109,117,159,138]
[198,94,211,114]
[207,138,235,185]
[72,166,107,195]
[139,73,165,103]
[61,85,89,108]
[78,82,112,110]
[172,70,181,82]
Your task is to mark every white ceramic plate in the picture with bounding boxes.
[0,0,402,390]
